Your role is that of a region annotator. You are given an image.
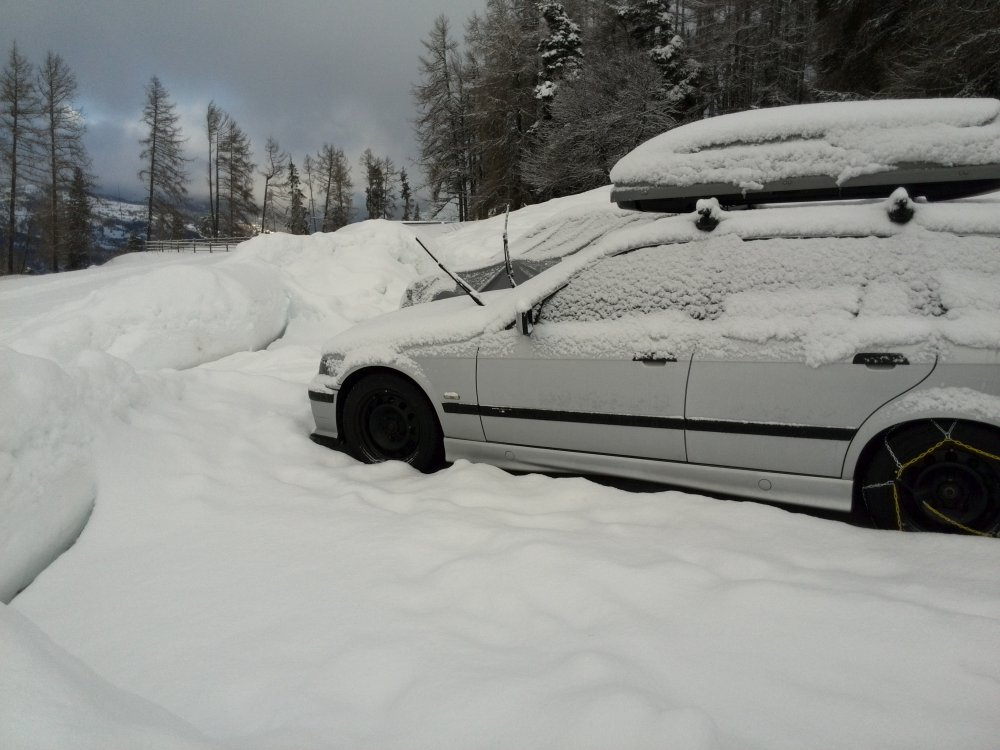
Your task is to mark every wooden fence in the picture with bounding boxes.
[145,237,251,253]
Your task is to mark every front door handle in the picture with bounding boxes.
[633,353,677,364]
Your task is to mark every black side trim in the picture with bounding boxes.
[442,402,480,416]
[446,402,855,442]
[685,418,855,441]
[444,402,684,429]
[309,390,336,403]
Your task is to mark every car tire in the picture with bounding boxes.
[858,420,1000,536]
[341,372,444,472]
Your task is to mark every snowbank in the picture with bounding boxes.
[0,604,221,750]
[0,223,435,600]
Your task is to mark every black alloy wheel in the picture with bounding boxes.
[342,373,444,472]
[859,420,1000,536]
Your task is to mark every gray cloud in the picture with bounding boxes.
[3,0,485,204]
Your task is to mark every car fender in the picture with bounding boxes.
[336,346,484,444]
[841,382,1000,480]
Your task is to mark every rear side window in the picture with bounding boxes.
[537,233,1000,325]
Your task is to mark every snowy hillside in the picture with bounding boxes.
[1,188,999,749]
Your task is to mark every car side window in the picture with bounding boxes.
[538,245,722,324]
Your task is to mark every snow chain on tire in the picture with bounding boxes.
[862,420,1000,537]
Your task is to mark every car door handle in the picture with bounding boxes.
[853,352,909,368]
[633,353,677,364]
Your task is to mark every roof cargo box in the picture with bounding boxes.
[611,99,1000,212]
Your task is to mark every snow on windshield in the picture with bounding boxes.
[611,98,1000,190]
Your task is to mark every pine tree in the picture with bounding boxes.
[412,15,476,220]
[285,161,309,235]
[362,148,384,220]
[361,149,397,220]
[302,154,318,232]
[1,42,41,275]
[399,168,413,220]
[259,136,288,233]
[217,118,256,235]
[464,0,541,215]
[139,76,188,241]
[64,165,91,269]
[38,51,89,272]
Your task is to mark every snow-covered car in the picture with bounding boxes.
[310,99,1000,536]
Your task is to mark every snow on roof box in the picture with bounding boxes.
[610,99,1000,212]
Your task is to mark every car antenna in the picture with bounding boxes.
[503,203,516,288]
[413,236,485,307]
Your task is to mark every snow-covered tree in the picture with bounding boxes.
[535,2,584,113]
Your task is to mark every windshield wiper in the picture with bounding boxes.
[413,237,485,307]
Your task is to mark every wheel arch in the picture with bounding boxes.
[336,364,444,440]
[843,399,1000,492]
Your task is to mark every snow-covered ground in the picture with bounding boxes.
[2,187,999,749]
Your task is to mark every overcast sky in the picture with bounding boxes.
[3,0,486,207]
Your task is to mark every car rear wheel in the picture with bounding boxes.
[858,420,1000,536]
[342,372,444,472]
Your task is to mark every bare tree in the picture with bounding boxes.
[139,76,188,241]
[38,51,88,272]
[259,136,288,233]
[317,143,352,231]
[1,42,41,274]
[206,101,224,236]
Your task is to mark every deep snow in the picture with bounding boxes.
[1,187,999,749]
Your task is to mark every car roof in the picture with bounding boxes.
[610,99,1000,212]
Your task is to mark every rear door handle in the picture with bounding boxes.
[853,352,909,368]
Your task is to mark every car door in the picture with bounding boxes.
[475,255,692,462]
[684,349,935,477]
[476,329,690,462]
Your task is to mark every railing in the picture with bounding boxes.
[145,237,251,253]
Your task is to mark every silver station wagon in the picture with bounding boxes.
[310,100,1000,536]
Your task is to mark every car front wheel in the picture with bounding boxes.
[858,420,1000,536]
[341,372,444,472]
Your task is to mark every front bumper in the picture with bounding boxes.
[308,388,339,440]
